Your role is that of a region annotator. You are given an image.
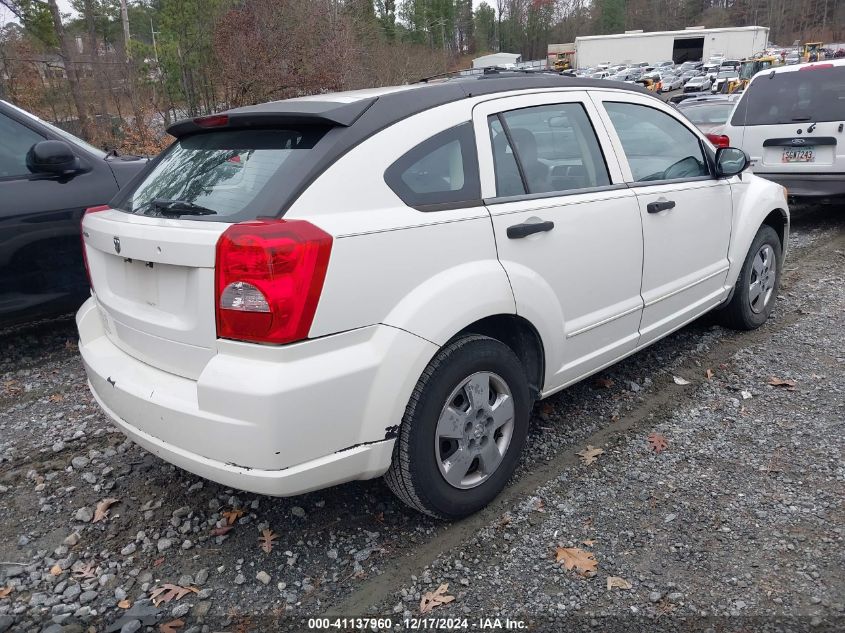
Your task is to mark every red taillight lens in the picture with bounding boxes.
[707,133,731,148]
[215,219,332,345]
[81,205,110,289]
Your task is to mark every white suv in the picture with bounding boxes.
[723,59,845,201]
[78,73,789,518]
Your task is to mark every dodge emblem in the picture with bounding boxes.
[113,236,121,254]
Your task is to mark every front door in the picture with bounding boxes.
[473,91,644,393]
[0,110,115,322]
[590,92,734,346]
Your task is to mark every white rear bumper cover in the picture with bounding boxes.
[77,298,436,496]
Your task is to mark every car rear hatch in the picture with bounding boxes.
[82,102,372,379]
[729,63,845,175]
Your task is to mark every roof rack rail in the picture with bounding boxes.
[416,65,559,84]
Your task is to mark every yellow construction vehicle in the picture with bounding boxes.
[727,55,778,93]
[547,43,575,72]
[801,42,825,62]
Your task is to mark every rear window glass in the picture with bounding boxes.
[680,103,734,125]
[113,128,328,219]
[731,66,845,126]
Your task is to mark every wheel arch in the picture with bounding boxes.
[455,314,546,400]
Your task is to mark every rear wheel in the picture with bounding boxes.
[385,335,531,519]
[719,225,782,330]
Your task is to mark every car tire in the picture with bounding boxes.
[718,225,782,330]
[385,334,531,519]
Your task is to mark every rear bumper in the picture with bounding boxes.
[754,173,845,199]
[77,298,436,496]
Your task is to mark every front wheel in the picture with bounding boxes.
[718,224,782,330]
[385,335,531,519]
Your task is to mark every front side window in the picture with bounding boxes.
[0,112,45,179]
[489,103,611,197]
[384,122,480,210]
[604,102,709,182]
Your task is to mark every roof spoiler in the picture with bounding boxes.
[166,97,377,138]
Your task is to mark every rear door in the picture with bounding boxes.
[474,91,644,391]
[591,91,733,346]
[727,63,845,176]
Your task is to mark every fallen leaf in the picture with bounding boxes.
[607,576,632,590]
[0,586,12,598]
[419,583,455,614]
[159,619,185,633]
[49,393,64,402]
[555,547,598,576]
[582,539,596,546]
[577,445,604,465]
[768,377,797,389]
[258,529,278,554]
[222,508,245,525]
[647,432,669,454]
[705,369,714,381]
[210,525,234,537]
[149,584,198,607]
[72,563,96,580]
[541,401,554,415]
[117,599,131,609]
[49,564,63,576]
[93,497,119,523]
[592,377,614,389]
[2,380,22,395]
[672,376,690,386]
[65,340,78,351]
[153,557,165,567]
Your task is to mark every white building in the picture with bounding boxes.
[472,52,522,69]
[574,26,769,69]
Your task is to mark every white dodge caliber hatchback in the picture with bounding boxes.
[78,73,789,518]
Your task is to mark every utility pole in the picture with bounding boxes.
[150,18,160,64]
[119,0,131,59]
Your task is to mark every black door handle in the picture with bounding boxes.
[507,220,555,239]
[647,200,676,214]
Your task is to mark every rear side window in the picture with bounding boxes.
[489,103,610,197]
[114,128,328,219]
[384,122,480,210]
[731,66,845,126]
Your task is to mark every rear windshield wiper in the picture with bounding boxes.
[151,199,217,216]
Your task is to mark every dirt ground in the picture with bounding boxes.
[0,203,842,633]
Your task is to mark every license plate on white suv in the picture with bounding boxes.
[782,147,815,163]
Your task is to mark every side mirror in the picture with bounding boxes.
[26,140,81,176]
[715,147,749,177]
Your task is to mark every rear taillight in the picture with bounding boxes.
[81,205,110,289]
[215,219,332,345]
[707,133,730,148]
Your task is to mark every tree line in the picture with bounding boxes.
[0,0,841,152]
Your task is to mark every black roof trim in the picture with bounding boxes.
[166,98,376,137]
[160,74,653,220]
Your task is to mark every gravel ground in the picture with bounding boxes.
[0,204,842,633]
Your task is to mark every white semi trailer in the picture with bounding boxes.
[572,26,769,69]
